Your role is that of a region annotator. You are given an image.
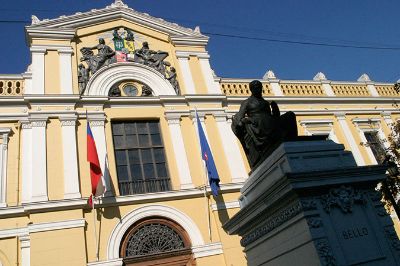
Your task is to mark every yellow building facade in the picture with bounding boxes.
[0,1,399,265]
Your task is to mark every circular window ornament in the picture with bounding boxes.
[123,83,138,96]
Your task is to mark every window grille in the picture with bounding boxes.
[112,121,171,195]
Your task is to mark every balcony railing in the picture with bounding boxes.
[119,178,172,195]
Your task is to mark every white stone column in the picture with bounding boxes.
[366,82,379,97]
[19,234,30,266]
[215,114,247,182]
[21,121,32,203]
[381,112,393,128]
[58,48,74,94]
[176,53,196,94]
[89,118,112,196]
[335,113,365,166]
[165,114,194,189]
[0,129,11,207]
[60,116,81,199]
[321,81,335,96]
[30,118,48,202]
[269,79,283,96]
[30,47,46,94]
[198,54,221,94]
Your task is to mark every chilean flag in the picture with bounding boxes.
[196,112,220,196]
[87,123,106,207]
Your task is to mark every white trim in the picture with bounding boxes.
[60,116,81,199]
[192,242,223,258]
[176,56,196,94]
[335,113,365,166]
[107,205,204,260]
[198,57,221,94]
[352,118,388,164]
[87,258,123,266]
[321,81,335,96]
[20,234,30,266]
[366,83,379,97]
[0,129,11,207]
[58,48,74,94]
[30,118,48,202]
[28,218,85,233]
[214,114,248,182]
[88,117,112,196]
[269,79,283,96]
[0,218,85,239]
[211,201,240,211]
[21,120,32,203]
[30,47,46,94]
[164,113,194,189]
[85,62,176,96]
[0,183,243,218]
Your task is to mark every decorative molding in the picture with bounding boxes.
[107,205,204,260]
[84,63,175,96]
[211,201,240,211]
[313,72,327,81]
[0,218,85,239]
[192,242,223,258]
[307,217,323,228]
[241,202,302,246]
[60,120,76,126]
[0,184,243,218]
[315,238,337,266]
[28,219,85,233]
[320,186,366,213]
[30,120,46,127]
[89,120,105,127]
[301,199,318,211]
[87,259,123,266]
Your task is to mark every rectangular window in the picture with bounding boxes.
[112,121,171,195]
[364,131,386,164]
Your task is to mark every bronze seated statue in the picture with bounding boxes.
[231,80,298,170]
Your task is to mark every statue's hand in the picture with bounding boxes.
[241,117,252,124]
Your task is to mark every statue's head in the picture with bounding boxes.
[249,80,263,97]
[78,63,84,69]
[170,67,176,72]
[142,42,149,48]
[99,38,105,44]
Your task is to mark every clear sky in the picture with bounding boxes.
[0,0,399,82]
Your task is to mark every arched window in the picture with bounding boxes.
[120,218,196,266]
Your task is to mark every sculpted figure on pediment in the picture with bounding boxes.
[80,38,116,75]
[133,42,169,77]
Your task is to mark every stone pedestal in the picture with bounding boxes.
[224,141,400,266]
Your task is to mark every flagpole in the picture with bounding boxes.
[92,196,99,261]
[87,109,99,261]
[195,108,212,242]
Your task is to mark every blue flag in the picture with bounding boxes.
[196,112,220,196]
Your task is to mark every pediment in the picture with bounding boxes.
[25,1,208,42]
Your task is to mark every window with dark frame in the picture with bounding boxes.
[364,131,386,164]
[112,121,171,195]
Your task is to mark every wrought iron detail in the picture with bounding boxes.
[125,223,185,257]
[320,185,366,214]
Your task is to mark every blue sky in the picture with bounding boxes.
[0,0,399,82]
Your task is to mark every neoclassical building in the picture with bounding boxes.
[0,1,399,265]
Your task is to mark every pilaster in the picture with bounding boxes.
[21,120,32,203]
[197,53,221,94]
[20,234,30,266]
[214,114,247,182]
[30,46,46,94]
[335,113,365,166]
[88,116,112,196]
[176,52,196,94]
[58,48,74,94]
[60,116,81,199]
[165,113,194,189]
[30,118,48,202]
[0,128,11,207]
